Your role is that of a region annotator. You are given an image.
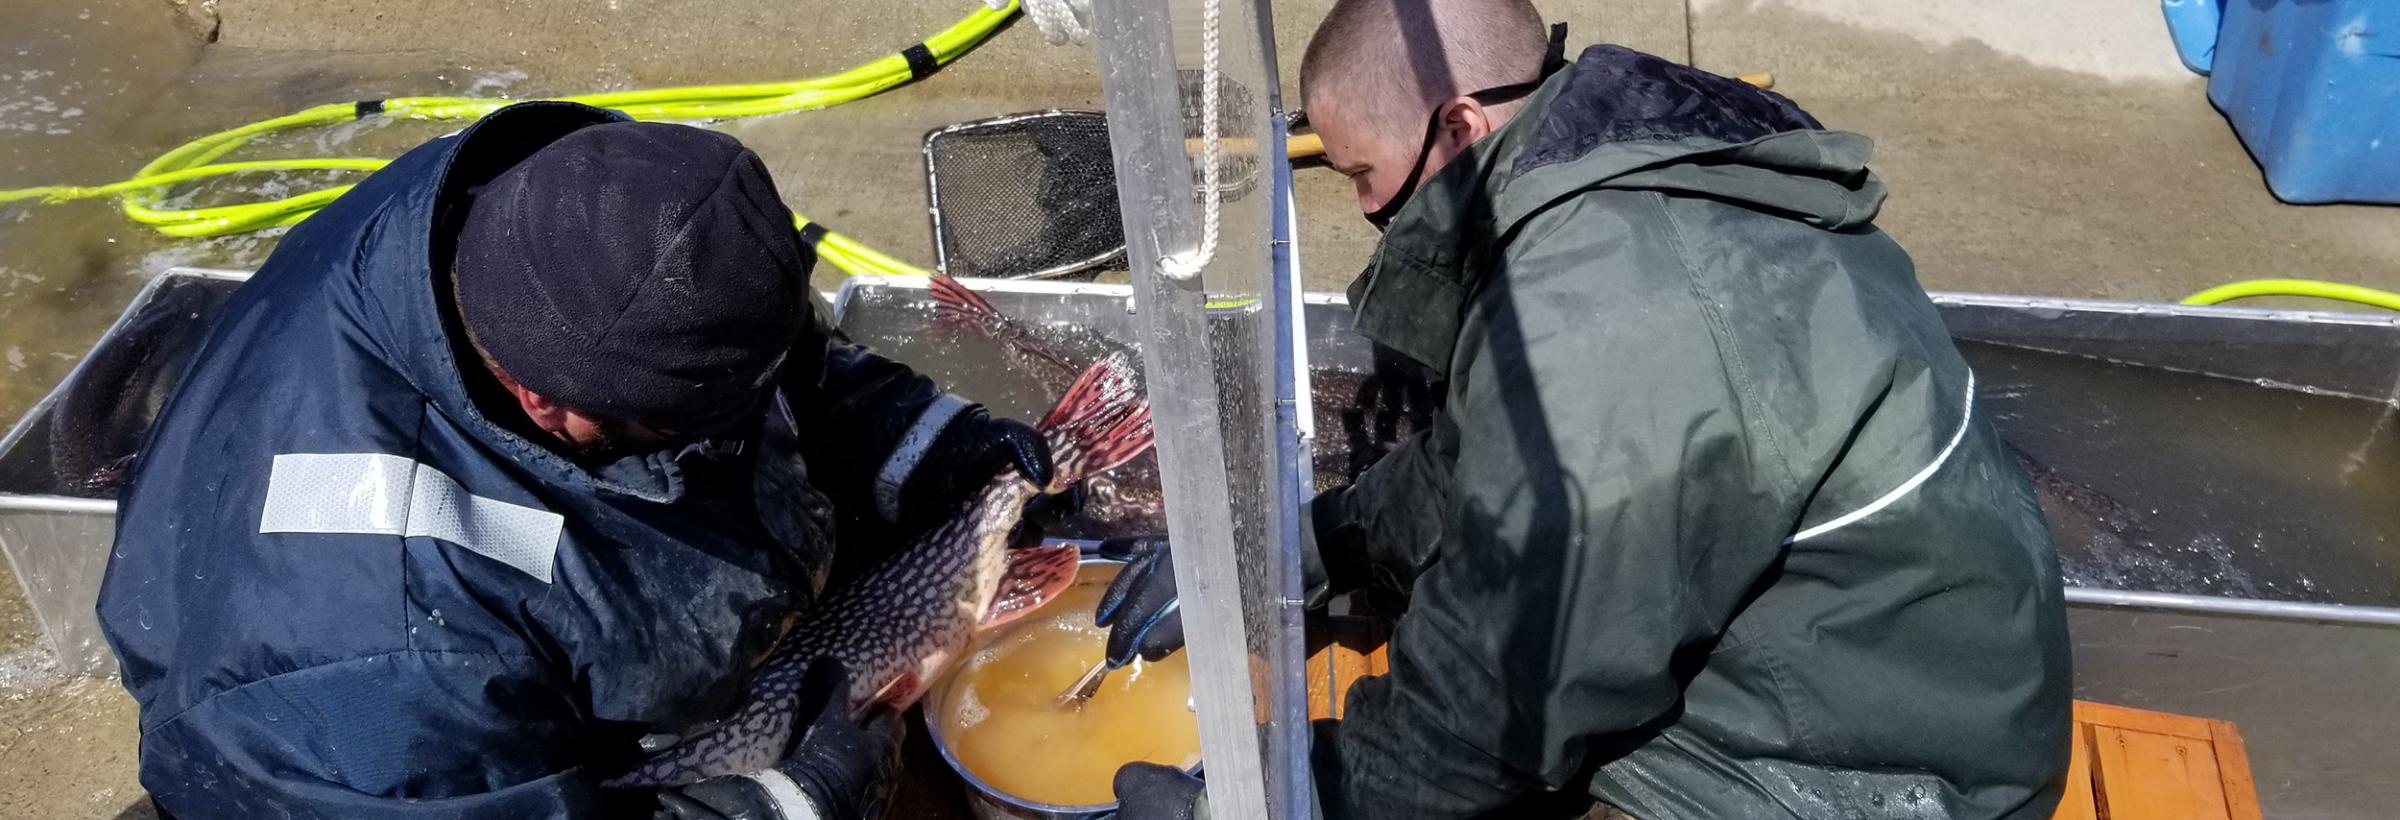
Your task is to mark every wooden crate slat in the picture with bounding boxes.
[2054,718,2101,820]
[2075,700,2219,741]
[1306,627,1336,721]
[2207,720,2263,820]
[2091,725,2232,820]
[1307,616,1390,720]
[1296,620,2262,820]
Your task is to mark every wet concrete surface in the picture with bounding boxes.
[2,0,2397,816]
[0,559,146,818]
[1692,1,2400,302]
[0,678,145,819]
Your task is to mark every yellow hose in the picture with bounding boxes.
[2181,279,2400,312]
[796,213,932,278]
[0,3,1018,277]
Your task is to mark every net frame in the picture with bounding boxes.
[923,109,1127,281]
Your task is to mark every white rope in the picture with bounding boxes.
[1159,0,1224,281]
[1005,0,1093,45]
[1006,0,1220,280]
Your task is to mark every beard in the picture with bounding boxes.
[570,421,644,464]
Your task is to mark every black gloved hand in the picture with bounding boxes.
[651,659,902,820]
[1095,535,1184,668]
[1112,761,1207,820]
[775,659,903,820]
[890,405,1052,528]
[1011,484,1086,549]
[653,779,774,820]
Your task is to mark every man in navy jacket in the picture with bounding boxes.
[98,103,1046,818]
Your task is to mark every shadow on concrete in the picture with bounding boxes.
[111,797,158,820]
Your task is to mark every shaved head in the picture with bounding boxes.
[1301,0,1551,221]
[1300,0,1550,135]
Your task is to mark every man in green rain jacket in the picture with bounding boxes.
[1099,0,2074,817]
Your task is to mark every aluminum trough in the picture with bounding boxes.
[1,270,2392,817]
[0,267,251,677]
[1932,293,2400,819]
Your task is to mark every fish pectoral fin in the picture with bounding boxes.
[869,670,925,712]
[980,543,1080,630]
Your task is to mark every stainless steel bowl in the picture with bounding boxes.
[925,557,1170,820]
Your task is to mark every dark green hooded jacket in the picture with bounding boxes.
[1303,45,2072,820]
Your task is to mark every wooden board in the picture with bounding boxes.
[2073,701,2262,820]
[2054,718,2101,820]
[1300,624,2264,820]
[2090,725,2231,820]
[2208,720,2264,820]
[1305,614,1389,720]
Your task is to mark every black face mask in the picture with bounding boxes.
[1364,82,1546,230]
[1364,24,1571,231]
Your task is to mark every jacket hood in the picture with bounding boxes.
[326,101,707,499]
[1354,45,1886,370]
[1494,46,1885,232]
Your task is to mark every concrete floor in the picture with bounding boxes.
[2,0,2396,816]
[1691,1,2400,302]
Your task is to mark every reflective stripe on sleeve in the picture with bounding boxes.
[1786,372,1976,545]
[874,393,973,521]
[259,453,564,582]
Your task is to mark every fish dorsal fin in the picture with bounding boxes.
[930,275,1000,324]
[981,544,1080,629]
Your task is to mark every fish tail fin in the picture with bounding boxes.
[930,275,1000,325]
[1036,352,1154,490]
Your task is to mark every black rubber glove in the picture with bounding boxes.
[1011,484,1086,549]
[891,406,1052,528]
[1094,535,1184,668]
[775,659,903,820]
[655,659,902,820]
[1112,762,1208,820]
[652,779,776,820]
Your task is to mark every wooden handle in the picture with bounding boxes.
[1257,72,1766,166]
[1286,131,1325,160]
[1177,133,1327,161]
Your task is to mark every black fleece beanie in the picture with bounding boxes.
[453,120,811,432]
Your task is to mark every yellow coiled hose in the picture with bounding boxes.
[0,3,1024,276]
[2182,279,2400,313]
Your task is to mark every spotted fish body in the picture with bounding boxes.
[615,353,1154,785]
[929,276,1428,507]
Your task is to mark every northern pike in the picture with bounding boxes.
[614,354,1155,785]
[929,275,1430,499]
[931,275,1168,531]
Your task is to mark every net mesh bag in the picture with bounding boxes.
[1179,68,1265,203]
[925,110,1124,280]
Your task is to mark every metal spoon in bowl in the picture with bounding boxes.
[1056,660,1113,710]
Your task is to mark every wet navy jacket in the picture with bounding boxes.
[98,103,948,818]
